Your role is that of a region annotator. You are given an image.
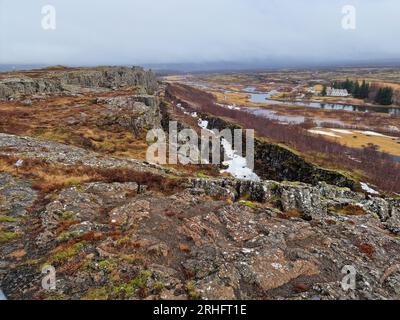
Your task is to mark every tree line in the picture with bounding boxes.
[330,79,393,105]
[332,79,370,99]
[374,87,394,105]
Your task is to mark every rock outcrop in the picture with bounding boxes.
[0,67,157,100]
[96,95,161,136]
[192,178,400,233]
[1,176,400,300]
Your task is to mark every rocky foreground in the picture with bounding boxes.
[1,173,400,300]
[0,67,399,300]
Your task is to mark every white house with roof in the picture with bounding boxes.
[326,88,349,97]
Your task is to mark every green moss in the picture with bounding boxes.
[14,258,44,271]
[83,287,109,300]
[186,281,201,300]
[131,270,152,288]
[153,281,165,291]
[44,292,67,300]
[241,200,256,209]
[74,185,86,193]
[60,211,76,221]
[371,212,380,220]
[49,242,86,264]
[97,258,118,272]
[57,231,73,242]
[65,179,82,187]
[112,270,152,298]
[119,254,142,264]
[270,182,281,191]
[284,181,305,187]
[196,171,209,179]
[0,231,21,243]
[0,215,20,223]
[269,195,282,206]
[116,236,130,246]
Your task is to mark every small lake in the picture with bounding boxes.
[242,106,348,127]
[243,87,400,115]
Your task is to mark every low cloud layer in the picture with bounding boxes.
[0,0,399,67]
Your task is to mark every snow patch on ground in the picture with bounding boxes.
[198,119,209,130]
[356,130,393,138]
[330,129,354,134]
[220,138,260,182]
[348,156,362,163]
[308,130,341,138]
[215,102,240,110]
[361,182,379,195]
[198,118,260,182]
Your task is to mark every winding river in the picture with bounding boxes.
[243,86,400,116]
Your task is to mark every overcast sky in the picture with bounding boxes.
[0,0,399,67]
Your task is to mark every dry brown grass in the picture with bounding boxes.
[278,209,303,220]
[211,91,260,107]
[0,155,185,195]
[0,156,93,193]
[330,204,367,216]
[0,88,150,161]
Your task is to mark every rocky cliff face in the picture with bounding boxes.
[0,67,157,100]
[58,67,158,93]
[192,178,400,234]
[96,95,162,136]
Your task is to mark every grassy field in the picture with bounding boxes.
[308,128,400,157]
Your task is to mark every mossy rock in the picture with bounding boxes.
[0,231,21,243]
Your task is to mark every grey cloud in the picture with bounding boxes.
[0,0,399,66]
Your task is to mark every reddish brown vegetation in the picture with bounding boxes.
[166,84,400,194]
[178,243,191,252]
[293,282,310,293]
[0,154,185,196]
[278,209,303,220]
[356,243,375,259]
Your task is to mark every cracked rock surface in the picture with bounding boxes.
[1,176,400,300]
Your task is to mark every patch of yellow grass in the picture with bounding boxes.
[211,91,262,107]
[314,84,323,91]
[309,128,400,157]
